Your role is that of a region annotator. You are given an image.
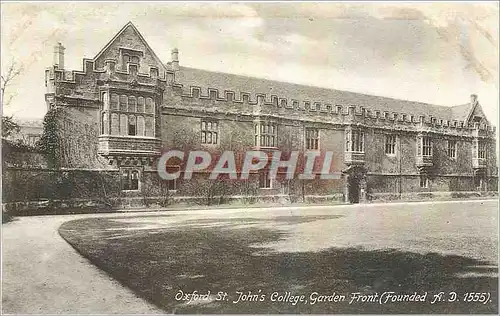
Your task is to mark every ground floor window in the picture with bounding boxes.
[474,175,484,190]
[166,179,176,191]
[122,169,140,191]
[419,175,429,189]
[259,172,272,189]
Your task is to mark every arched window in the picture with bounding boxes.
[128,115,137,136]
[128,96,136,112]
[119,95,127,111]
[110,94,119,110]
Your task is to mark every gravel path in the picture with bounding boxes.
[2,215,162,314]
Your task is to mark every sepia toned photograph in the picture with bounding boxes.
[1,1,498,314]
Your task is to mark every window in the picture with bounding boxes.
[478,142,486,159]
[255,122,277,147]
[447,140,457,159]
[474,175,483,190]
[385,135,397,155]
[259,172,272,189]
[128,115,136,136]
[128,96,136,112]
[122,169,140,191]
[345,129,364,152]
[420,175,429,188]
[305,128,319,150]
[137,97,145,112]
[201,120,218,144]
[163,166,179,191]
[107,93,154,137]
[418,137,432,156]
[119,95,127,111]
[145,97,154,114]
[110,94,119,110]
[101,112,108,134]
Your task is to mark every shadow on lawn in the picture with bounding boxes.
[59,216,498,314]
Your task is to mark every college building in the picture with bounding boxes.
[40,22,497,206]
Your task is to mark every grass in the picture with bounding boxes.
[59,215,498,314]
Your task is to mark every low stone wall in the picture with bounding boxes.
[3,191,497,217]
[369,191,498,202]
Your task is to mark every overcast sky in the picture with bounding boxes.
[1,2,498,133]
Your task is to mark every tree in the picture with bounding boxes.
[2,115,20,138]
[1,60,23,108]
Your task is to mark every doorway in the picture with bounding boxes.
[348,177,360,203]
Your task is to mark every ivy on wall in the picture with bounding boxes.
[39,107,63,168]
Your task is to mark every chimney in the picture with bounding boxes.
[53,42,65,69]
[470,94,478,105]
[171,48,179,71]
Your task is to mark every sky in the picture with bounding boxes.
[1,1,498,137]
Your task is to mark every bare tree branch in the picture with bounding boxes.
[1,60,23,108]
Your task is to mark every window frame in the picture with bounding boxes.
[259,171,273,189]
[385,134,397,155]
[106,92,155,137]
[255,122,278,148]
[478,142,486,159]
[305,128,320,151]
[447,140,457,159]
[419,175,429,189]
[201,119,219,145]
[421,136,433,157]
[121,168,141,192]
[345,129,365,153]
[164,166,179,192]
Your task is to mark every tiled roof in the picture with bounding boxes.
[175,66,471,122]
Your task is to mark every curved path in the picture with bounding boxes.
[2,214,163,314]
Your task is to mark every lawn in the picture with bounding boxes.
[59,211,498,314]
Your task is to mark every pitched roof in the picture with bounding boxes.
[93,22,167,72]
[175,66,472,122]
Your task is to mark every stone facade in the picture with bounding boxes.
[42,22,498,205]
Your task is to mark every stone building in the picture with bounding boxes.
[43,22,497,205]
[7,118,44,147]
